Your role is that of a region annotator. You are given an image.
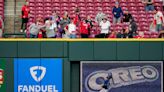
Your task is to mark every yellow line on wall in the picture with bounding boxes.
[0,38,164,42]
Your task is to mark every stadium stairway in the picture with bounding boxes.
[3,0,26,37]
[4,0,15,33]
[14,0,26,33]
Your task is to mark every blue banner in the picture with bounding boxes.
[81,61,163,92]
[14,58,62,92]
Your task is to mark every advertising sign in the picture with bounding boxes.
[81,61,163,92]
[0,59,5,92]
[14,58,62,92]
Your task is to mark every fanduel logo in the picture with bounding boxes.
[0,69,4,88]
[30,66,46,82]
[85,65,159,92]
[18,66,58,92]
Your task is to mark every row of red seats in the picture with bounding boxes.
[0,0,4,19]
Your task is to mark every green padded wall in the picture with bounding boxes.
[0,40,164,92]
[94,42,117,60]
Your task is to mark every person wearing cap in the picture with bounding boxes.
[123,9,133,23]
[112,2,123,24]
[95,8,106,24]
[98,17,111,38]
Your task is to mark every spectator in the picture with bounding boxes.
[80,19,90,38]
[73,5,81,26]
[109,31,116,38]
[115,0,120,4]
[29,19,45,38]
[158,24,164,38]
[142,0,155,11]
[159,31,164,38]
[51,11,60,26]
[86,15,93,28]
[59,12,70,37]
[65,19,77,38]
[98,17,111,38]
[129,18,137,38]
[0,16,4,38]
[20,1,30,32]
[153,8,164,32]
[63,11,69,19]
[123,9,133,23]
[95,8,106,24]
[122,28,130,38]
[51,11,59,33]
[45,17,56,38]
[149,21,156,32]
[86,15,93,35]
[112,2,123,24]
[116,30,124,38]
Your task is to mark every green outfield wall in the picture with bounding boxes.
[0,39,164,92]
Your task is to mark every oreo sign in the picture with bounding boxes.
[81,61,163,92]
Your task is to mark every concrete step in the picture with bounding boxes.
[4,17,15,33]
[4,0,26,33]
[5,2,15,6]
[17,2,25,6]
[5,10,15,15]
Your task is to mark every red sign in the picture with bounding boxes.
[0,69,3,85]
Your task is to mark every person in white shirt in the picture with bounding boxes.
[98,17,111,38]
[153,8,164,32]
[45,17,56,38]
[29,20,45,38]
[65,19,76,38]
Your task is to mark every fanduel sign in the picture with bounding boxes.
[14,58,62,92]
[81,61,163,92]
[30,66,46,82]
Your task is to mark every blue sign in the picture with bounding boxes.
[14,58,62,92]
[81,61,163,92]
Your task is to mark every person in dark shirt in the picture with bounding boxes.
[129,19,137,38]
[85,15,93,35]
[123,10,133,23]
[117,28,131,38]
[142,0,154,11]
[112,2,123,24]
